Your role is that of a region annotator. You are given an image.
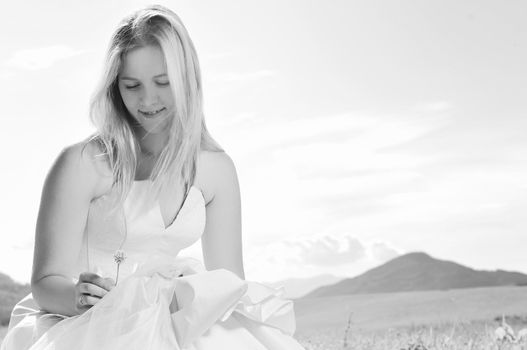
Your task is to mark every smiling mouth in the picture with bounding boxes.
[139,107,166,118]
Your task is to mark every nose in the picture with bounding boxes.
[140,85,159,106]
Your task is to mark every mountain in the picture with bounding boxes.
[0,272,31,326]
[267,274,344,299]
[304,252,527,298]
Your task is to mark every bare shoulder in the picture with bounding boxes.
[50,137,112,199]
[195,150,239,204]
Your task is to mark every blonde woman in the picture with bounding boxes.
[1,5,305,349]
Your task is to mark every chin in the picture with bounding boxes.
[138,116,172,135]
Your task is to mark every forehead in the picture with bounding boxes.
[119,45,167,78]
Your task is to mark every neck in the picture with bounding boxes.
[134,127,169,157]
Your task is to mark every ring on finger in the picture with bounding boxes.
[79,294,86,306]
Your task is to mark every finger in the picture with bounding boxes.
[79,294,100,307]
[79,272,102,284]
[79,282,108,298]
[103,277,116,291]
[91,276,115,291]
[80,274,113,292]
[84,294,100,306]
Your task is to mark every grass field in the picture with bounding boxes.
[294,318,527,350]
[294,285,527,331]
[2,286,526,349]
[3,318,524,349]
[292,285,527,349]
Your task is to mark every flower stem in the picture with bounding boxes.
[115,263,120,285]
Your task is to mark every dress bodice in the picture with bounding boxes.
[75,181,206,281]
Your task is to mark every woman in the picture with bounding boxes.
[1,5,305,349]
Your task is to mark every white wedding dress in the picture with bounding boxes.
[1,180,305,349]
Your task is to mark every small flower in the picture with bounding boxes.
[114,249,126,285]
[114,250,126,264]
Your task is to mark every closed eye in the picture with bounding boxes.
[156,81,170,86]
[125,84,140,90]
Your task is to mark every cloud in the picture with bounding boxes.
[217,105,525,281]
[244,234,403,281]
[296,235,366,266]
[222,111,452,166]
[370,242,400,263]
[217,110,454,248]
[5,45,85,70]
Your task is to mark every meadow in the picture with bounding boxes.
[294,318,527,350]
[293,285,527,349]
[1,286,526,349]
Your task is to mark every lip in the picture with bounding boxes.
[139,107,166,118]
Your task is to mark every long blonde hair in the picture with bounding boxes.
[89,5,222,208]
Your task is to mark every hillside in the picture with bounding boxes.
[304,252,527,298]
[0,272,31,326]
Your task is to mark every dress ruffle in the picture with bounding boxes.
[1,257,304,350]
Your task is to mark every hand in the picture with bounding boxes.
[75,272,115,313]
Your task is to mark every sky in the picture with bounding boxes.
[0,0,525,284]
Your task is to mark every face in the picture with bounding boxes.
[118,45,175,135]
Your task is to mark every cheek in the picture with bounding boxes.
[160,90,175,107]
[119,90,137,111]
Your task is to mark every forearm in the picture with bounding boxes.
[31,275,79,317]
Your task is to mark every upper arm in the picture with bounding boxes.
[32,142,101,284]
[199,152,245,279]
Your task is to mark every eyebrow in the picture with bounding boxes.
[119,73,168,80]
